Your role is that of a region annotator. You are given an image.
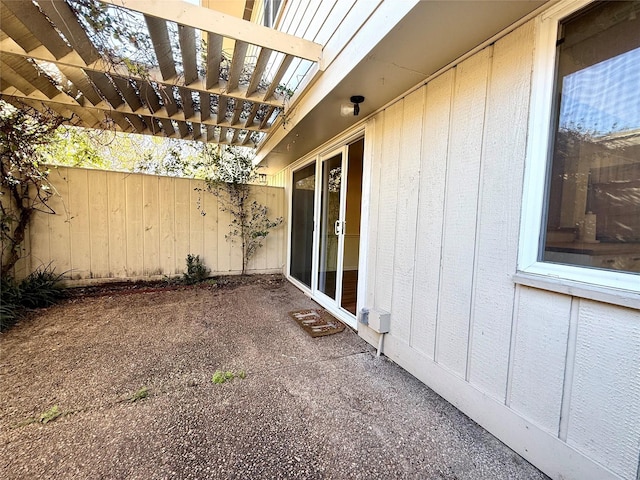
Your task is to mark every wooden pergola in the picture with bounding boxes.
[0,0,323,148]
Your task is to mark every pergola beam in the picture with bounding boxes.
[0,86,269,133]
[99,0,323,64]
[0,0,315,149]
[0,38,285,107]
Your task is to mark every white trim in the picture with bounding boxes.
[513,272,640,310]
[517,0,640,305]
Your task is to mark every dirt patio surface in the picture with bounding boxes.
[0,275,548,479]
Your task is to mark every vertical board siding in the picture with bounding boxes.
[435,48,491,377]
[390,88,424,344]
[374,101,402,314]
[364,116,382,312]
[410,70,454,358]
[360,19,639,480]
[566,301,640,479]
[510,286,571,433]
[23,168,285,283]
[467,22,535,400]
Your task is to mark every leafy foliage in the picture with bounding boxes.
[0,263,66,331]
[0,101,68,276]
[201,146,282,275]
[183,254,210,284]
[38,126,211,178]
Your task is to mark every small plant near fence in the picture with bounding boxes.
[0,263,66,331]
[183,254,210,284]
[199,146,282,275]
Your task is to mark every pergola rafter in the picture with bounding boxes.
[0,0,323,148]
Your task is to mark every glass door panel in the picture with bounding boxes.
[290,164,316,288]
[340,138,364,315]
[318,153,343,300]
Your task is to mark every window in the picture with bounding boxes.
[544,1,640,273]
[519,0,640,301]
[263,0,283,28]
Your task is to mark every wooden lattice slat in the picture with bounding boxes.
[205,32,223,89]
[85,71,123,108]
[57,65,102,106]
[226,40,249,92]
[246,47,273,97]
[36,0,100,64]
[145,16,177,81]
[262,54,294,101]
[1,0,71,59]
[112,77,143,111]
[178,25,198,86]
[1,53,59,98]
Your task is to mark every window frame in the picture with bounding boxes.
[517,0,640,308]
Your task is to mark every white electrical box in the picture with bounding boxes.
[366,309,390,334]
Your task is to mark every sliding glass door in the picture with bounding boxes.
[317,152,343,300]
[289,137,364,323]
[290,163,316,288]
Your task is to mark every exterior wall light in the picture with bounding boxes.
[340,95,365,116]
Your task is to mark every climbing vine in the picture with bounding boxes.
[0,102,69,276]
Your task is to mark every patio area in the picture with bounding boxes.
[0,276,547,479]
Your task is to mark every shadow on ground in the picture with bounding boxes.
[0,276,548,480]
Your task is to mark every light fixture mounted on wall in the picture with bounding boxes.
[340,95,365,117]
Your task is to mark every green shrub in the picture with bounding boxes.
[0,263,65,331]
[183,254,210,284]
[18,263,66,309]
[0,276,21,330]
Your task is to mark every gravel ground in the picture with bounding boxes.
[0,275,548,480]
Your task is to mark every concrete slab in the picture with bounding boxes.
[0,278,548,479]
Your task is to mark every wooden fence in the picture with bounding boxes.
[13,166,285,283]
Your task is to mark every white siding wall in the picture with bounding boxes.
[13,167,285,283]
[356,21,640,480]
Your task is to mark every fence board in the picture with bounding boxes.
[158,176,176,276]
[68,168,91,279]
[21,168,284,283]
[88,170,110,278]
[125,174,144,277]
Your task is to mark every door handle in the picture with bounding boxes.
[334,220,341,236]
